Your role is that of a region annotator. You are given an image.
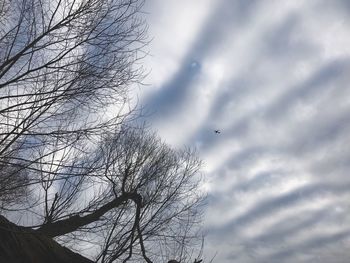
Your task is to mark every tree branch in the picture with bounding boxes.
[36,192,141,238]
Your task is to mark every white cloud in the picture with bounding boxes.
[142,0,350,262]
[142,0,215,90]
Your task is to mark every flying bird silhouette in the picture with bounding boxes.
[214,130,221,134]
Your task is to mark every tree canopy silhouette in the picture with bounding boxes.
[0,0,205,262]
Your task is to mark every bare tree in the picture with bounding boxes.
[0,0,147,204]
[0,0,206,262]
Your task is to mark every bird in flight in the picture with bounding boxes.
[214,130,221,134]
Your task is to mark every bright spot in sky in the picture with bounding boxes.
[142,1,350,262]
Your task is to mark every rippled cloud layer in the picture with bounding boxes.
[141,1,350,262]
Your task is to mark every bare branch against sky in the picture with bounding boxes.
[0,0,206,262]
[2,0,350,262]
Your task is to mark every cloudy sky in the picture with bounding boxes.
[139,1,350,262]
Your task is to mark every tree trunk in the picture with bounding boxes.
[0,215,93,263]
[36,192,140,238]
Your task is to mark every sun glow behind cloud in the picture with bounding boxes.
[141,0,350,262]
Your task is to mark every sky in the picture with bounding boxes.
[139,1,350,262]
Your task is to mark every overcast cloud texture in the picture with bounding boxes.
[140,1,350,262]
